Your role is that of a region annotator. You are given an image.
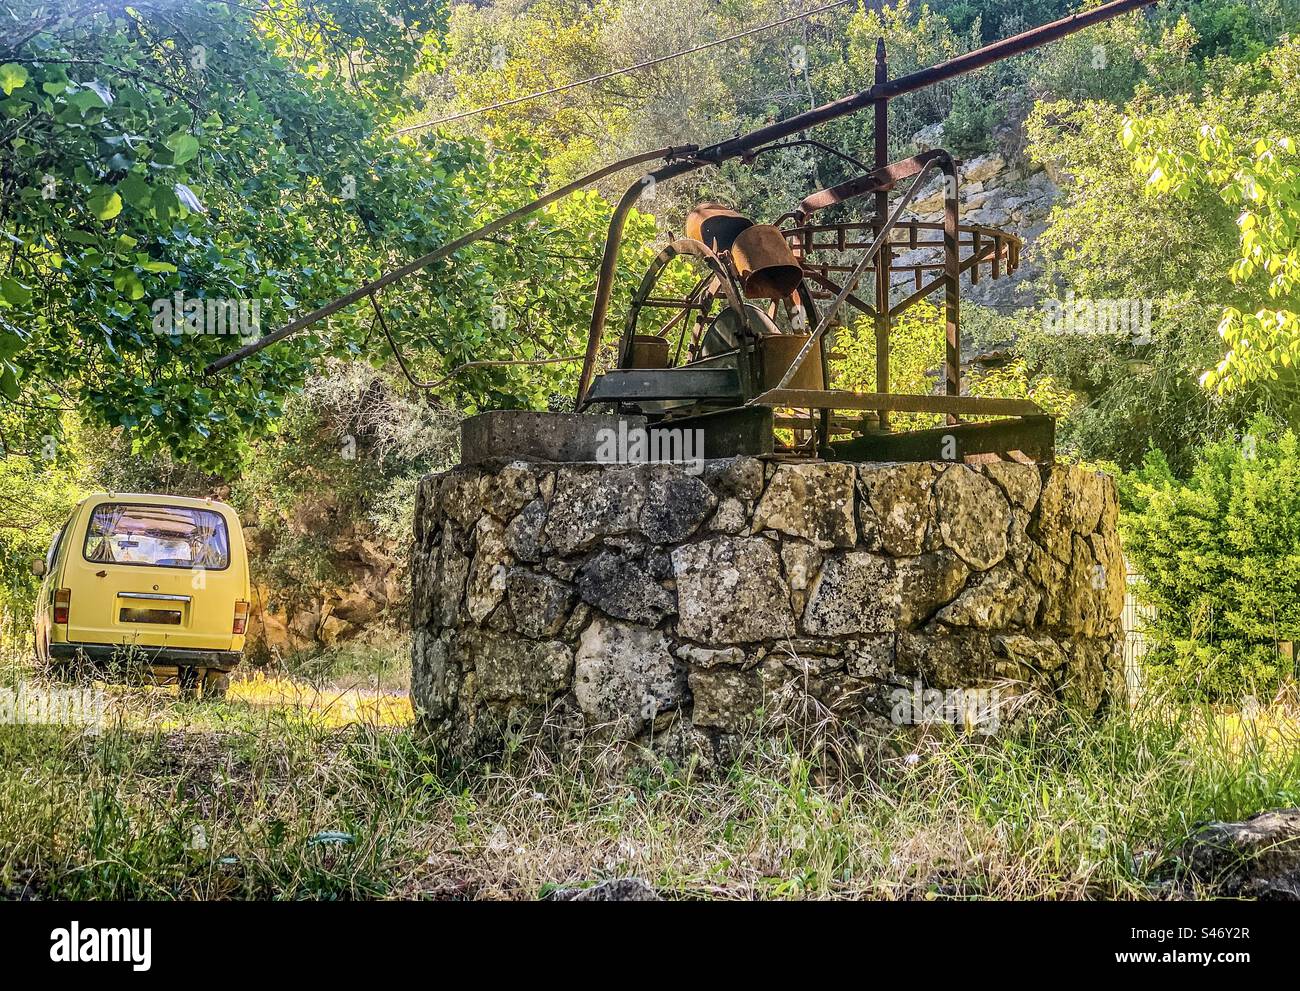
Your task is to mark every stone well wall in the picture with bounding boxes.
[410,458,1126,760]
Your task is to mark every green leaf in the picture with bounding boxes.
[0,63,28,96]
[165,131,200,166]
[0,278,32,307]
[118,174,152,209]
[87,190,123,221]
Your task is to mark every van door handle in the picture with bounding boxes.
[117,592,192,602]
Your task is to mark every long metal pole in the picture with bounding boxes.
[208,0,1160,379]
[204,146,697,375]
[873,38,890,431]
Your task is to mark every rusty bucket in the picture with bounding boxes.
[685,202,753,253]
[730,224,803,300]
[627,334,670,369]
[759,334,824,392]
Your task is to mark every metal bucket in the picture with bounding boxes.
[730,224,803,300]
[759,334,824,392]
[627,334,670,369]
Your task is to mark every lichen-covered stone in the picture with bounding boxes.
[674,643,747,668]
[574,618,683,738]
[688,666,764,732]
[844,634,895,679]
[483,462,539,519]
[708,497,749,534]
[544,465,647,556]
[505,568,574,639]
[801,551,898,635]
[410,630,457,721]
[981,462,1042,512]
[933,465,1010,570]
[453,628,572,703]
[504,498,546,562]
[575,549,675,625]
[995,633,1066,673]
[858,462,938,555]
[467,515,511,624]
[673,536,795,643]
[441,468,484,531]
[894,551,970,629]
[431,538,469,628]
[703,456,765,501]
[780,540,823,614]
[753,463,857,549]
[896,630,996,685]
[642,465,717,543]
[934,564,1040,630]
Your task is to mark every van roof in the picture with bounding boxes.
[78,492,238,514]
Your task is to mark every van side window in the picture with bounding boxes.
[46,519,68,572]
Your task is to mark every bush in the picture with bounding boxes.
[1122,425,1300,701]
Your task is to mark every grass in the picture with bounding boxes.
[2,643,1299,900]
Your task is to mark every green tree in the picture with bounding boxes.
[0,1,652,472]
[1122,35,1300,407]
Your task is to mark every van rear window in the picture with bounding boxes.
[83,503,230,570]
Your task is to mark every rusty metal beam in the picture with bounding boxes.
[207,0,1160,380]
[751,389,1043,416]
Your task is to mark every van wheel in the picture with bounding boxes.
[178,667,200,701]
[203,671,230,701]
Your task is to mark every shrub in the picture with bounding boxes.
[1122,425,1300,701]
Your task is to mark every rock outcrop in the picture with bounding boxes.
[411,458,1125,761]
[899,130,1061,316]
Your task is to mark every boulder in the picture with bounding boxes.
[1182,809,1300,900]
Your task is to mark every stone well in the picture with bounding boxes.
[410,457,1126,760]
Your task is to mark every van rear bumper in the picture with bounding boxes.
[50,642,242,671]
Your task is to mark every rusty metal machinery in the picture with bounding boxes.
[577,141,1049,463]
[207,0,1162,465]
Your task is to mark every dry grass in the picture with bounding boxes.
[2,645,1299,900]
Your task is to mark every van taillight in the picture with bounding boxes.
[54,588,71,624]
[233,600,249,635]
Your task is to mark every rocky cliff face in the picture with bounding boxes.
[900,123,1061,315]
[244,514,406,659]
[410,458,1125,764]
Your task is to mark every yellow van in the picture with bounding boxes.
[32,492,251,699]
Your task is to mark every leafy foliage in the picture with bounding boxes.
[1122,424,1300,701]
[1122,36,1300,404]
[0,1,654,473]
